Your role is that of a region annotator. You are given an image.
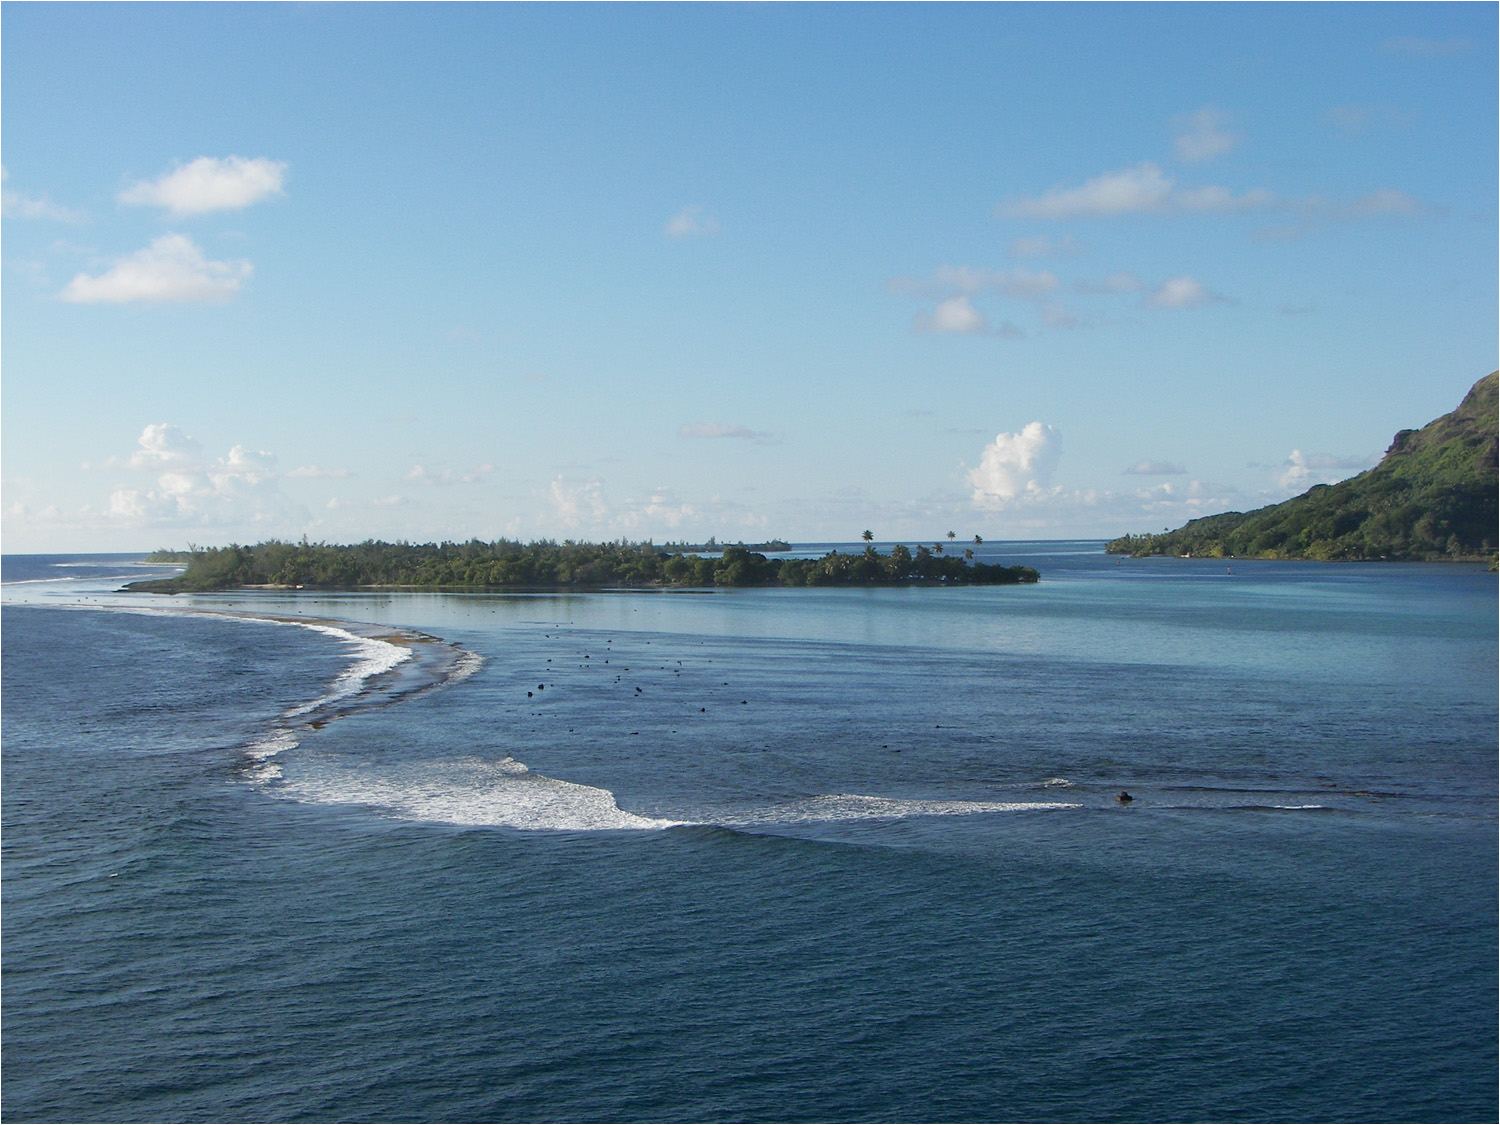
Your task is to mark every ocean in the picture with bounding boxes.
[2,544,1495,1123]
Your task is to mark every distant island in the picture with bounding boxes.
[129,540,1039,593]
[1107,372,1498,562]
[660,537,792,553]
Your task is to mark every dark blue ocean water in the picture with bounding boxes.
[3,547,1496,1122]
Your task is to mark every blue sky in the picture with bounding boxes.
[3,3,1495,552]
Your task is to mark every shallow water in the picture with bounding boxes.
[3,546,1495,1121]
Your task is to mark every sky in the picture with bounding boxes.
[3,3,1495,552]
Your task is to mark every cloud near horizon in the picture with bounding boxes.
[120,156,287,215]
[1278,449,1376,491]
[968,423,1063,509]
[101,423,301,529]
[61,234,252,304]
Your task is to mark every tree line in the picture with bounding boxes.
[134,538,1038,592]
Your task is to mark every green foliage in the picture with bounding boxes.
[128,537,1039,592]
[1107,372,1498,562]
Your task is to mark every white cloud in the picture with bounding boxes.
[118,422,203,469]
[1146,276,1226,309]
[61,234,252,304]
[100,424,300,529]
[1,167,86,223]
[1124,460,1187,476]
[913,295,1022,337]
[1278,450,1376,491]
[119,156,287,215]
[546,476,608,526]
[406,463,494,485]
[1172,107,1239,163]
[286,465,351,479]
[1002,162,1275,219]
[967,422,1063,509]
[613,489,697,531]
[678,422,773,442]
[665,205,721,239]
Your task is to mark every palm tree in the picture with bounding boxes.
[862,530,874,543]
[946,530,956,543]
[974,534,983,546]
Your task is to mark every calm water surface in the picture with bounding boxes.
[3,545,1495,1122]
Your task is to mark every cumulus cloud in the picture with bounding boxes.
[678,422,773,442]
[1146,276,1226,309]
[665,205,721,239]
[914,295,1016,336]
[1172,107,1239,163]
[889,267,1058,338]
[1002,162,1276,219]
[546,476,608,526]
[119,156,287,215]
[60,234,252,304]
[1,167,86,222]
[613,488,697,531]
[1278,450,1376,491]
[1124,460,1187,476]
[967,423,1063,509]
[101,423,299,529]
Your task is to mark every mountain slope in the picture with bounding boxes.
[1107,372,1498,561]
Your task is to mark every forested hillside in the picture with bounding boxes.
[1108,372,1497,561]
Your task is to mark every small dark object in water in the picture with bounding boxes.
[527,691,533,697]
[538,684,544,690]
[1117,791,1134,803]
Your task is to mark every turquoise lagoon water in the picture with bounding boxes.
[2,544,1495,1122]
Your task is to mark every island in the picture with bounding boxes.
[128,540,1039,593]
[1107,371,1497,562]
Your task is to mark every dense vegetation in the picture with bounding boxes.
[131,539,1038,592]
[1107,372,1498,562]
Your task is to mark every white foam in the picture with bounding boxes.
[245,729,300,761]
[1041,777,1075,788]
[725,793,1079,826]
[280,623,412,718]
[281,755,679,831]
[444,649,485,685]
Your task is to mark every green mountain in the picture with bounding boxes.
[1107,372,1498,562]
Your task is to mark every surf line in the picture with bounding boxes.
[83,603,483,782]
